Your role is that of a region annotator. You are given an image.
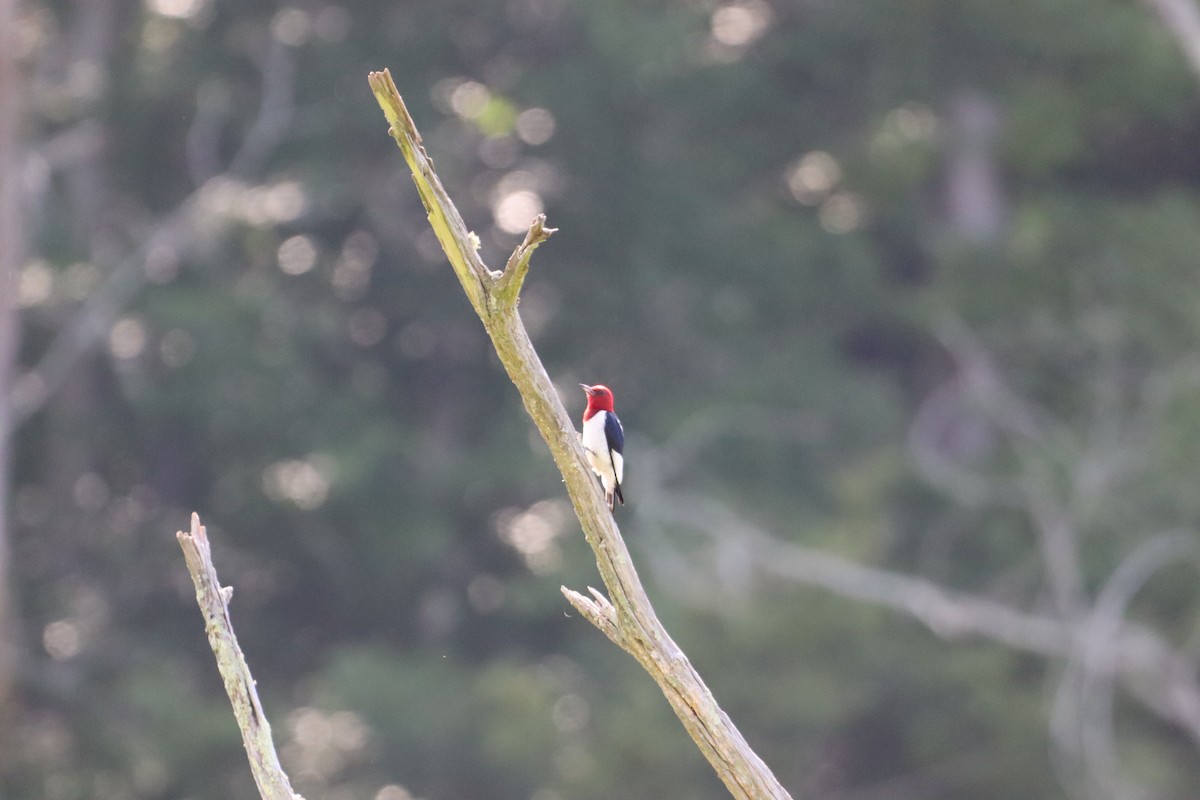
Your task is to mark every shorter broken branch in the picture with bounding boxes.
[176,513,300,800]
[495,213,556,305]
[562,585,621,644]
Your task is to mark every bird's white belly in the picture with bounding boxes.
[582,414,623,484]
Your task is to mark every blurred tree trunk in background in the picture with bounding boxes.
[0,0,23,707]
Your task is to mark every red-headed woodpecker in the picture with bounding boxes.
[580,383,625,510]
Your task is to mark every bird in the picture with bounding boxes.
[580,383,625,511]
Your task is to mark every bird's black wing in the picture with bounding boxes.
[605,412,625,506]
[604,412,624,455]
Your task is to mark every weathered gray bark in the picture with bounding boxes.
[177,514,301,800]
[368,68,792,800]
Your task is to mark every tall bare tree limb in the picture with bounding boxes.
[176,513,301,800]
[367,68,791,800]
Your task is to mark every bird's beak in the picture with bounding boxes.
[579,384,593,394]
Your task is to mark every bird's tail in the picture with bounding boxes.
[607,449,625,510]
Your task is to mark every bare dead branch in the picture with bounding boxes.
[934,318,1086,615]
[907,378,1028,509]
[647,490,1068,655]
[1019,458,1085,617]
[368,67,792,800]
[642,483,1200,754]
[228,36,295,178]
[1051,532,1198,800]
[176,513,301,800]
[186,82,231,185]
[933,316,1048,442]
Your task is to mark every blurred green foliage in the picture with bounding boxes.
[6,0,1200,798]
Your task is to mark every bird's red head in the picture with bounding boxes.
[580,383,616,414]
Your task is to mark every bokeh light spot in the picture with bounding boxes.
[272,8,311,46]
[450,81,490,119]
[494,499,571,574]
[145,0,205,20]
[109,317,147,360]
[819,192,866,234]
[375,785,415,800]
[18,260,53,307]
[467,574,506,613]
[43,620,81,660]
[786,151,842,205]
[493,190,544,235]
[711,0,773,47]
[262,457,333,509]
[277,235,319,275]
[516,108,556,145]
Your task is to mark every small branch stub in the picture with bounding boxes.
[562,585,621,644]
[495,213,557,305]
[177,513,301,800]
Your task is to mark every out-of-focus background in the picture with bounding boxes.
[3,0,1200,798]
